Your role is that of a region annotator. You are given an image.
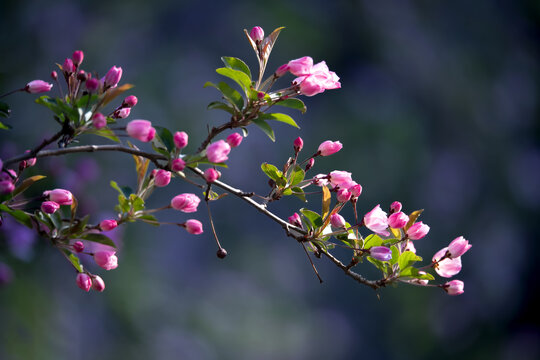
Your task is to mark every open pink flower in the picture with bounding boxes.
[94,251,118,270]
[444,280,464,295]
[447,236,471,258]
[289,57,341,96]
[388,211,409,229]
[363,205,389,236]
[329,170,355,189]
[407,222,430,240]
[432,247,462,278]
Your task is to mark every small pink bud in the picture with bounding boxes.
[370,246,392,262]
[249,26,264,41]
[257,92,265,99]
[113,107,131,119]
[76,273,92,292]
[86,78,100,92]
[206,140,231,163]
[275,64,289,77]
[185,219,203,234]
[407,222,430,240]
[126,119,156,142]
[171,158,186,172]
[305,158,315,171]
[51,71,58,80]
[72,50,84,65]
[173,131,188,149]
[349,184,363,198]
[363,204,389,237]
[318,140,343,156]
[104,66,122,88]
[94,251,118,270]
[432,247,462,278]
[204,168,221,183]
[171,193,201,213]
[293,137,304,152]
[0,180,14,195]
[25,80,53,94]
[91,275,105,292]
[388,211,409,229]
[73,241,84,253]
[447,236,472,258]
[336,188,352,203]
[47,188,73,205]
[154,169,171,187]
[226,133,243,148]
[288,213,303,228]
[100,219,118,231]
[24,150,36,167]
[63,58,75,73]
[41,201,60,214]
[390,201,402,213]
[122,95,138,107]
[330,213,346,228]
[92,112,107,129]
[444,280,464,295]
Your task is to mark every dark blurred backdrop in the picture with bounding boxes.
[1,0,539,359]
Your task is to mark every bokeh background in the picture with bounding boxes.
[1,0,539,359]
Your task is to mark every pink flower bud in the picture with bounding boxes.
[407,222,430,240]
[154,169,171,187]
[24,150,36,167]
[73,241,84,253]
[318,140,343,156]
[171,158,186,172]
[76,273,92,292]
[0,180,14,195]
[92,112,107,129]
[171,193,200,213]
[204,168,221,183]
[330,213,346,228]
[113,107,131,119]
[47,188,73,205]
[100,219,118,231]
[404,240,416,254]
[288,213,303,228]
[432,247,462,278]
[51,71,58,80]
[94,251,118,270]
[86,78,100,92]
[206,140,231,163]
[185,219,203,234]
[41,201,60,214]
[329,170,354,189]
[293,137,304,152]
[122,95,138,107]
[173,131,188,149]
[370,246,392,261]
[249,26,264,41]
[25,80,53,94]
[336,188,352,203]
[126,119,156,142]
[390,201,402,213]
[275,64,289,77]
[447,236,471,258]
[72,50,84,65]
[349,184,363,198]
[443,280,464,295]
[288,56,314,76]
[388,211,409,229]
[226,133,243,148]
[363,204,389,237]
[63,58,75,73]
[91,275,105,292]
[257,92,265,99]
[305,158,315,171]
[104,66,122,88]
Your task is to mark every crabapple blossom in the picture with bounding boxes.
[318,140,342,156]
[275,64,289,77]
[206,140,231,163]
[174,131,188,149]
[0,180,14,194]
[73,241,84,253]
[288,213,302,228]
[92,276,105,292]
[46,188,73,205]
[126,120,156,142]
[432,247,462,278]
[171,158,186,172]
[41,201,60,214]
[92,113,107,129]
[185,219,203,234]
[363,205,389,236]
[104,66,122,87]
[444,280,464,295]
[390,201,402,213]
[447,236,472,258]
[293,137,304,152]
[113,107,130,119]
[249,26,264,41]
[25,80,53,94]
[337,188,352,203]
[94,251,118,270]
[63,58,75,73]
[72,50,84,65]
[329,170,354,189]
[100,219,118,231]
[76,273,92,292]
[122,95,138,107]
[350,184,363,198]
[226,133,243,148]
[330,213,346,228]
[154,169,171,187]
[204,168,221,183]
[388,211,409,229]
[407,222,430,240]
[86,78,99,92]
[171,193,200,213]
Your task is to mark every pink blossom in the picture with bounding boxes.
[390,201,402,213]
[173,131,188,149]
[312,174,329,187]
[291,59,341,96]
[407,222,430,240]
[72,50,84,65]
[350,184,363,198]
[100,219,118,231]
[94,251,118,270]
[275,64,289,77]
[293,137,304,152]
[104,66,122,88]
[50,71,58,80]
[337,188,352,203]
[370,246,392,262]
[63,58,75,73]
[113,107,131,119]
[329,170,354,189]
[154,169,171,187]
[204,168,221,183]
[318,140,343,156]
[330,213,346,228]
[86,78,100,92]
[47,188,73,205]
[122,95,138,107]
[444,280,464,295]
[288,213,303,228]
[92,112,107,129]
[73,241,84,253]
[447,236,471,258]
[288,56,314,76]
[41,201,60,214]
[171,193,200,213]
[76,273,92,292]
[409,271,429,285]
[404,240,416,254]
[126,120,156,142]
[206,140,231,163]
[92,276,105,292]
[226,133,243,148]
[185,219,203,234]
[24,150,36,167]
[363,204,389,237]
[171,158,186,172]
[432,247,462,278]
[305,158,315,171]
[25,80,53,94]
[0,180,15,194]
[249,26,264,41]
[388,211,409,229]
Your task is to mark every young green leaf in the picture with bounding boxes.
[204,81,244,110]
[291,187,307,202]
[221,57,252,79]
[261,163,283,181]
[85,128,120,142]
[80,233,117,248]
[258,113,299,128]
[216,67,252,94]
[398,251,422,270]
[154,126,175,152]
[251,118,275,141]
[289,166,305,186]
[300,209,324,228]
[274,98,307,114]
[11,175,46,198]
[364,234,383,249]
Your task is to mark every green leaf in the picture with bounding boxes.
[207,101,235,114]
[398,251,422,271]
[216,67,252,94]
[64,251,83,273]
[130,194,145,212]
[300,209,323,228]
[204,81,244,110]
[154,126,175,152]
[0,204,33,229]
[289,166,305,186]
[138,214,160,226]
[291,187,307,202]
[399,267,434,281]
[261,163,283,181]
[282,188,293,196]
[367,256,387,274]
[251,118,275,141]
[274,98,307,114]
[69,215,90,236]
[0,101,11,119]
[258,113,299,128]
[75,94,99,108]
[110,181,123,195]
[48,211,64,231]
[11,175,46,198]
[390,245,400,265]
[35,96,62,115]
[80,233,117,248]
[364,234,383,249]
[85,128,120,142]
[0,121,10,130]
[221,57,252,79]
